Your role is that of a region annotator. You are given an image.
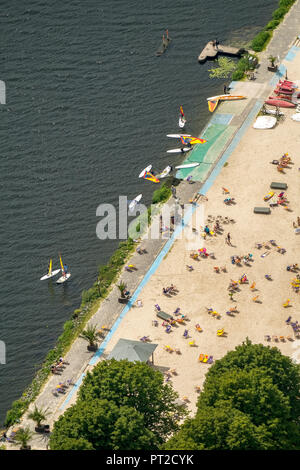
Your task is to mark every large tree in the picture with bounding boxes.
[164,340,300,450]
[78,359,186,441]
[50,399,156,450]
[50,359,186,450]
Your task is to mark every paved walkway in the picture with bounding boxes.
[5,0,300,450]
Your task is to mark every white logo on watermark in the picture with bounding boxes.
[0,81,6,104]
[291,339,300,364]
[96,197,206,243]
[0,341,6,364]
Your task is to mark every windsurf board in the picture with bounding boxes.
[167,147,192,154]
[139,165,152,178]
[175,163,200,169]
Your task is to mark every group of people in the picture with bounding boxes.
[50,357,66,374]
[163,284,178,295]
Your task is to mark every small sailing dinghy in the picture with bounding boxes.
[156,165,172,179]
[139,165,152,178]
[40,259,60,281]
[56,254,71,284]
[179,106,186,128]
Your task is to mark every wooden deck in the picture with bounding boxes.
[198,41,246,63]
[156,37,171,56]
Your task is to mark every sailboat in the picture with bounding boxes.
[40,259,61,281]
[179,106,186,128]
[56,254,71,284]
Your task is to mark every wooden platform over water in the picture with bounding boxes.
[198,41,246,63]
[156,37,171,56]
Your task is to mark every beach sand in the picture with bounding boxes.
[101,70,300,416]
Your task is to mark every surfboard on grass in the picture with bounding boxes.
[175,162,200,169]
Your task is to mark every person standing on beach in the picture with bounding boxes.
[226,232,231,245]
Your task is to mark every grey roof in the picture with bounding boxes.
[107,338,158,362]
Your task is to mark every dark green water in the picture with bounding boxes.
[0,0,277,423]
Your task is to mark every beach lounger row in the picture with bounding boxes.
[198,354,213,364]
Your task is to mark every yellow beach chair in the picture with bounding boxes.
[217,328,225,337]
[283,299,290,308]
[202,355,209,363]
[189,340,195,347]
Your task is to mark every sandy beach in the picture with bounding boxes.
[101,55,300,415]
[4,0,300,448]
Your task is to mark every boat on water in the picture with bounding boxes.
[179,106,186,128]
[207,94,246,112]
[156,165,172,179]
[180,135,207,145]
[56,254,71,284]
[143,171,160,183]
[139,165,152,178]
[40,259,60,281]
[265,98,296,108]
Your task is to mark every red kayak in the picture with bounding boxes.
[279,79,296,87]
[265,98,296,108]
[275,87,293,95]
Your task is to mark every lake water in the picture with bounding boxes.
[0,0,277,423]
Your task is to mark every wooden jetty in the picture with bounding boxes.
[198,40,246,63]
[156,36,172,56]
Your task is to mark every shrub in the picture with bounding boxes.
[264,19,280,30]
[251,31,271,52]
[5,400,28,428]
[152,184,171,204]
[272,6,288,20]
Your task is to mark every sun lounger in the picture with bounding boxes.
[202,355,209,363]
[254,207,271,214]
[270,182,287,190]
[207,356,213,364]
[198,354,204,362]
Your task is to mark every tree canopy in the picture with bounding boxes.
[163,340,300,450]
[208,57,236,79]
[50,359,187,450]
